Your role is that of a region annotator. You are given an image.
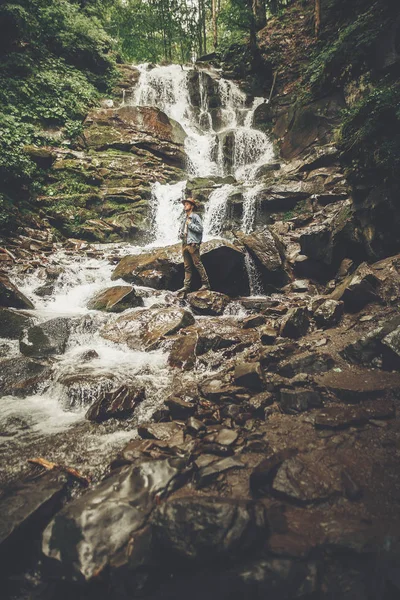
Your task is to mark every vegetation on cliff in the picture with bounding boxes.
[0,0,118,231]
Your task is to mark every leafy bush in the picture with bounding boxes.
[338,82,400,184]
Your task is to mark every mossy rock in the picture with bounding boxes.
[23,146,56,169]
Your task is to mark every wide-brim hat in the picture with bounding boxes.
[182,197,197,208]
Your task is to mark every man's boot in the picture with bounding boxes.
[177,283,190,294]
[199,283,211,291]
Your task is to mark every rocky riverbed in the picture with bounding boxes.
[1,59,400,599]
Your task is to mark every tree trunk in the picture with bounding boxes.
[212,0,218,49]
[315,0,321,38]
[253,0,266,31]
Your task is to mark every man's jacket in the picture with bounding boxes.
[178,212,203,244]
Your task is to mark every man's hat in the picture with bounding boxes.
[182,197,197,208]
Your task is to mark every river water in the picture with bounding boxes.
[1,64,274,485]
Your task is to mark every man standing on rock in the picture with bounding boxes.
[177,197,210,294]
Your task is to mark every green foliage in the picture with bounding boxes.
[338,82,400,184]
[0,0,119,232]
[301,2,391,99]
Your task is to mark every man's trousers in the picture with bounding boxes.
[182,243,210,289]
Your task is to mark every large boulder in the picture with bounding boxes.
[0,309,34,339]
[84,106,187,168]
[42,459,187,581]
[19,317,71,359]
[87,285,144,312]
[111,239,249,296]
[0,276,34,310]
[101,307,195,350]
[236,228,288,288]
[0,356,53,397]
[0,472,68,564]
[151,496,266,562]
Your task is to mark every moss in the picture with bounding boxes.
[338,81,400,184]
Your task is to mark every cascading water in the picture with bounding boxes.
[132,64,274,247]
[1,63,274,485]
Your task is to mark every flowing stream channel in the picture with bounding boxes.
[1,64,274,484]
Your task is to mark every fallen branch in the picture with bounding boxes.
[28,457,91,485]
[268,71,278,103]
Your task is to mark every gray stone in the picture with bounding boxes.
[0,356,52,397]
[279,388,322,413]
[0,309,34,339]
[0,276,34,310]
[19,317,71,359]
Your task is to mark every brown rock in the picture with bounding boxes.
[0,276,34,310]
[87,286,144,312]
[85,384,145,422]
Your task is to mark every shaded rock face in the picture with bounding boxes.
[112,239,249,296]
[0,309,34,339]
[85,384,146,422]
[0,472,68,566]
[152,496,266,562]
[0,356,52,397]
[87,285,144,312]
[236,228,288,289]
[101,307,195,350]
[0,276,34,310]
[275,94,346,160]
[84,105,187,168]
[19,318,71,359]
[42,459,187,581]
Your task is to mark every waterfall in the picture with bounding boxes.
[130,64,275,293]
[150,180,186,246]
[203,184,235,239]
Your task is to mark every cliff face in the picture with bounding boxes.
[257,0,400,261]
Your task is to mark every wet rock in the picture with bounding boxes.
[277,352,335,378]
[238,557,318,598]
[291,279,309,292]
[314,299,344,328]
[272,455,342,503]
[186,417,206,435]
[42,459,187,581]
[34,283,55,297]
[200,374,246,403]
[250,449,297,497]
[280,307,309,339]
[138,422,184,442]
[19,317,71,359]
[84,105,187,168]
[0,276,34,309]
[316,367,400,402]
[196,456,245,487]
[242,314,266,329]
[0,472,68,563]
[236,228,288,288]
[101,307,195,350]
[259,325,278,345]
[85,384,146,422]
[165,395,195,419]
[80,349,99,362]
[151,495,264,562]
[341,469,362,501]
[313,399,395,429]
[87,285,144,312]
[234,362,265,391]
[187,290,230,316]
[279,388,322,413]
[330,262,381,312]
[0,356,52,397]
[0,308,34,339]
[248,391,274,416]
[168,333,197,370]
[111,239,249,296]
